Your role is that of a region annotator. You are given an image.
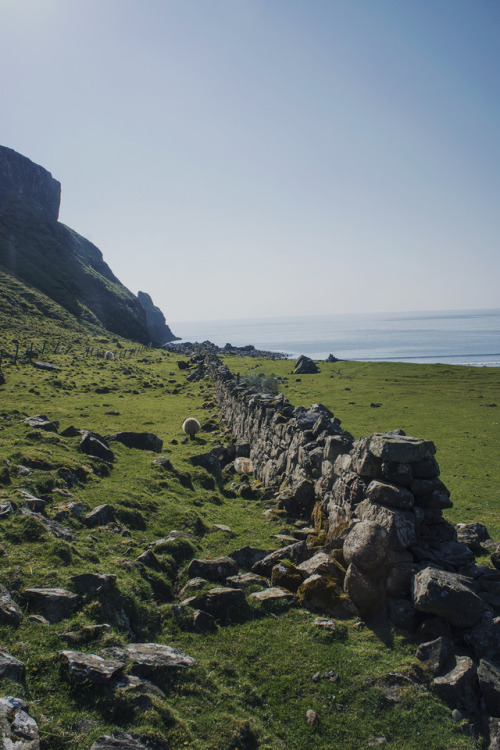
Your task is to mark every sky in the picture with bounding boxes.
[1,0,500,323]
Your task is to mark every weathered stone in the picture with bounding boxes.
[136,549,163,571]
[105,432,163,453]
[181,587,246,618]
[0,651,26,682]
[464,615,500,663]
[271,561,306,592]
[456,522,490,552]
[344,563,383,614]
[59,624,111,645]
[385,561,420,598]
[297,574,339,613]
[434,656,478,714]
[59,650,125,684]
[324,435,353,463]
[79,432,114,462]
[413,568,487,628]
[24,414,59,432]
[412,456,440,479]
[294,355,319,374]
[249,587,295,606]
[84,504,116,527]
[24,587,79,623]
[192,609,217,633]
[489,718,500,750]
[343,521,389,572]
[70,573,116,596]
[19,507,74,541]
[434,541,475,569]
[252,541,308,576]
[416,637,456,675]
[366,480,414,510]
[0,696,39,750]
[189,450,221,477]
[411,478,452,509]
[368,433,435,463]
[226,572,268,589]
[187,556,238,583]
[381,461,412,487]
[101,643,196,678]
[478,659,500,717]
[356,500,416,551]
[18,490,46,513]
[0,584,23,626]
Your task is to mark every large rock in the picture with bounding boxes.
[343,521,389,573]
[187,556,238,583]
[23,414,59,432]
[24,588,79,623]
[0,585,23,626]
[416,637,455,675]
[181,587,246,618]
[368,433,436,463]
[0,651,26,682]
[344,563,383,614]
[294,355,319,374]
[79,433,114,462]
[365,480,414,510]
[433,656,479,714]
[252,541,307,577]
[100,643,196,678]
[356,500,416,551]
[84,504,116,527]
[59,650,125,684]
[0,696,39,750]
[105,432,163,453]
[478,659,500,717]
[249,588,295,606]
[69,573,116,596]
[413,568,487,628]
[0,144,61,219]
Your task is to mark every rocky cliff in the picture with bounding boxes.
[137,291,179,346]
[0,146,177,344]
[0,145,61,220]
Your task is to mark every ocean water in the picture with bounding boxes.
[170,308,500,366]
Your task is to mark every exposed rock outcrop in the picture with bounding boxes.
[137,291,178,345]
[0,145,61,219]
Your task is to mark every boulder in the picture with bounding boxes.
[192,609,217,633]
[84,504,116,527]
[271,562,306,592]
[294,355,319,374]
[368,433,436,463]
[79,432,114,462]
[23,414,59,432]
[344,563,383,614]
[365,480,414,510]
[413,568,487,628]
[356,500,416,552]
[0,696,39,750]
[0,585,23,626]
[297,574,339,613]
[187,556,238,583]
[100,643,196,678]
[105,432,163,453]
[181,587,246,618]
[456,522,490,552]
[252,541,308,576]
[24,588,79,623]
[343,521,389,573]
[249,588,295,606]
[69,573,116,596]
[433,656,479,714]
[226,572,268,589]
[59,650,125,684]
[0,651,26,682]
[416,637,456,675]
[478,659,500,717]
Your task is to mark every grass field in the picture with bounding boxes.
[0,331,498,749]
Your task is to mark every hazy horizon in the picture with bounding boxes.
[2,0,499,322]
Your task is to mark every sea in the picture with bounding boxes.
[169,308,500,367]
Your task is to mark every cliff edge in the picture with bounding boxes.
[0,145,177,344]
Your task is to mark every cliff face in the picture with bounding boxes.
[0,146,61,221]
[0,146,177,344]
[137,291,179,345]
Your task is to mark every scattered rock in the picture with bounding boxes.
[23,414,59,432]
[24,587,79,623]
[84,504,116,527]
[70,573,116,596]
[0,584,23,626]
[187,556,238,583]
[79,432,114,462]
[105,432,163,453]
[59,650,125,684]
[294,356,319,375]
[182,587,246,618]
[413,568,487,628]
[0,696,39,749]
[0,651,26,682]
[100,643,197,678]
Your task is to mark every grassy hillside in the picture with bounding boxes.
[0,313,497,748]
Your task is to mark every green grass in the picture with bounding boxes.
[0,320,495,748]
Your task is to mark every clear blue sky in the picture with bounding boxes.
[2,0,499,323]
